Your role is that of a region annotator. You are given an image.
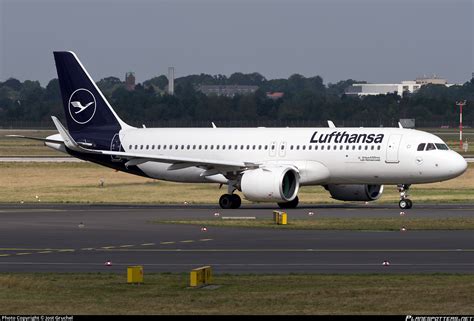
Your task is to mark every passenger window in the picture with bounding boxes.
[302,145,306,150]
[199,145,202,150]
[290,145,294,150]
[377,146,381,150]
[252,145,256,150]
[321,145,325,150]
[346,145,349,150]
[181,145,184,150]
[186,145,190,150]
[163,145,166,150]
[364,146,368,150]
[271,145,275,150]
[222,145,225,150]
[334,145,336,150]
[426,143,436,151]
[309,145,312,150]
[314,145,318,150]
[205,145,208,150]
[152,145,155,150]
[234,145,238,150]
[358,146,362,150]
[175,145,178,149]
[258,145,262,150]
[211,145,214,150]
[281,145,285,150]
[296,146,300,150]
[192,145,196,150]
[216,145,219,150]
[371,145,374,150]
[265,145,268,150]
[240,145,244,150]
[327,146,331,150]
[340,145,343,150]
[417,143,426,151]
[228,145,232,150]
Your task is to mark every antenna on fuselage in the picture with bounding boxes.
[327,120,336,128]
[398,122,403,129]
[211,122,217,128]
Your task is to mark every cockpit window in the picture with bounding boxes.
[417,143,426,151]
[435,143,449,150]
[426,143,436,151]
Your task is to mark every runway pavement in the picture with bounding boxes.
[0,204,472,274]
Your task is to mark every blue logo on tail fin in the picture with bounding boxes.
[68,89,96,124]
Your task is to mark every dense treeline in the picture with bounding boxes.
[0,73,473,127]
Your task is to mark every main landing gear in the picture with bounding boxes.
[397,184,412,209]
[219,194,242,209]
[277,196,299,209]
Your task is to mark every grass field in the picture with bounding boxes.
[0,273,472,314]
[1,162,473,204]
[154,217,474,230]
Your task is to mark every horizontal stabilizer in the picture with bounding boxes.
[6,135,63,144]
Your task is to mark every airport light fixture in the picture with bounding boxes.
[456,100,467,149]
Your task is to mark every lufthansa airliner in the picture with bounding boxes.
[9,52,468,209]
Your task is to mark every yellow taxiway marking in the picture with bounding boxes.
[0,248,59,251]
[16,253,31,256]
[101,246,116,249]
[199,239,213,242]
[38,251,52,254]
[179,240,195,243]
[141,243,155,246]
[0,254,11,257]
[160,241,175,245]
[119,245,134,248]
[98,248,474,253]
[57,249,75,252]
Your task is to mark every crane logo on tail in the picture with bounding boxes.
[68,88,96,124]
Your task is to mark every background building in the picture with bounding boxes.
[125,72,136,91]
[197,85,258,97]
[345,76,454,97]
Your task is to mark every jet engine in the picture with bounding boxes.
[326,184,384,201]
[240,167,299,202]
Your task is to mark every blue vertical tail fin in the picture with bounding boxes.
[53,51,132,149]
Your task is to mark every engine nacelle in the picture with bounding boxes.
[326,184,384,201]
[241,167,299,202]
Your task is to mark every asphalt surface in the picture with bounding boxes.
[0,203,472,274]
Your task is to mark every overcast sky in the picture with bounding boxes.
[1,0,472,86]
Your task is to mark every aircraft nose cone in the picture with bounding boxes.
[451,153,468,176]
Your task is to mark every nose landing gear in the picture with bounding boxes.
[397,184,412,209]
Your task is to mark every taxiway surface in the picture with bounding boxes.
[0,204,472,273]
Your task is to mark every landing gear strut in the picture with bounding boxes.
[277,196,299,209]
[219,194,241,209]
[397,184,412,209]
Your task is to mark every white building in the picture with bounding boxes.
[345,76,454,97]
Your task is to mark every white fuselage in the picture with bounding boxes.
[110,127,467,186]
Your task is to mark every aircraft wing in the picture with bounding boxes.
[51,116,258,172]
